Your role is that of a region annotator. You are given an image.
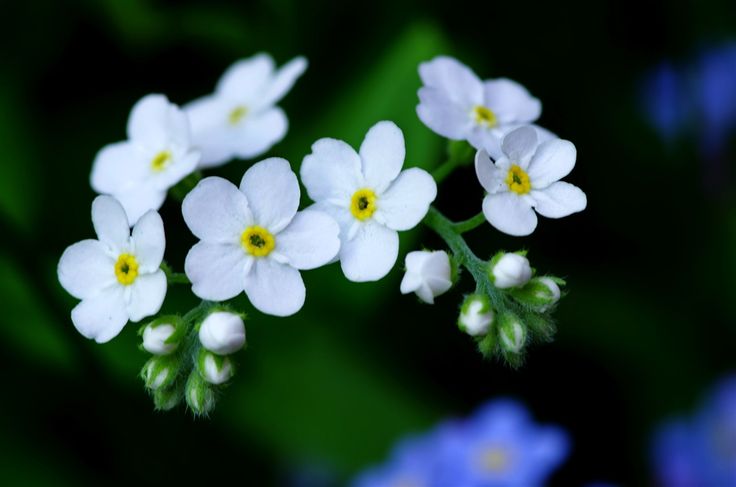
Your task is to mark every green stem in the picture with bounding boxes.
[452,212,486,234]
[431,158,460,184]
[161,262,191,285]
[422,207,503,308]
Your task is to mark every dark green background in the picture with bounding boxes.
[1,0,735,485]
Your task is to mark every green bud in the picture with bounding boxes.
[140,315,185,355]
[458,294,494,336]
[185,371,215,417]
[509,276,562,310]
[197,349,234,385]
[498,313,527,354]
[141,355,179,391]
[153,384,183,411]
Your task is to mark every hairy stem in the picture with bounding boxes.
[161,262,191,285]
[452,212,486,234]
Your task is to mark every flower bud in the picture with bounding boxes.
[400,250,453,304]
[198,311,246,355]
[142,322,178,355]
[511,276,562,311]
[458,294,494,336]
[142,356,178,391]
[197,349,234,385]
[498,313,527,354]
[185,371,215,416]
[489,252,532,289]
[153,385,183,411]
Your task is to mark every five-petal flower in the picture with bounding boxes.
[300,121,438,282]
[182,158,340,316]
[417,55,553,159]
[58,196,167,343]
[185,54,307,168]
[91,94,201,225]
[475,126,587,236]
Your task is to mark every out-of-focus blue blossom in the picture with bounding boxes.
[351,399,570,487]
[652,375,736,487]
[641,42,736,156]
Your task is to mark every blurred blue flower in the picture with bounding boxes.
[652,375,736,487]
[641,42,736,156]
[351,399,570,487]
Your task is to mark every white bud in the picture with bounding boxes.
[400,250,453,304]
[142,323,178,355]
[499,314,527,354]
[142,357,176,390]
[185,372,215,416]
[458,294,494,336]
[198,350,234,385]
[198,312,246,355]
[536,277,561,311]
[491,253,532,289]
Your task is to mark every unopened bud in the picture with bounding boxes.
[185,371,215,416]
[199,311,246,355]
[153,385,183,411]
[458,294,494,336]
[142,356,178,391]
[510,276,562,311]
[489,252,532,289]
[142,317,181,355]
[400,250,453,304]
[498,313,527,354]
[198,349,234,385]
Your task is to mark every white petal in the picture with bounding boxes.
[483,78,541,123]
[339,222,399,282]
[216,54,275,103]
[185,242,250,301]
[376,168,437,231]
[254,56,307,109]
[185,95,234,167]
[482,193,538,236]
[230,107,288,160]
[127,94,190,149]
[71,286,128,343]
[475,150,505,194]
[359,121,406,194]
[416,87,473,139]
[418,56,483,107]
[90,142,148,195]
[531,182,587,218]
[127,271,167,322]
[243,259,305,316]
[276,210,340,270]
[501,126,538,166]
[132,210,165,272]
[58,240,116,300]
[240,157,299,233]
[147,149,200,191]
[301,138,363,202]
[466,125,504,158]
[527,139,577,189]
[182,177,252,243]
[400,271,423,294]
[92,195,130,251]
[113,185,167,226]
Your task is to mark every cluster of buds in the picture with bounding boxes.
[456,251,563,365]
[139,309,246,415]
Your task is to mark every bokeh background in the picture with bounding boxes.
[1,0,735,485]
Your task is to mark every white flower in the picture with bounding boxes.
[417,55,553,158]
[199,351,234,385]
[475,126,587,236]
[91,94,201,224]
[458,294,494,336]
[185,54,307,168]
[183,158,340,317]
[142,322,178,355]
[491,252,532,289]
[198,311,246,355]
[400,250,452,304]
[300,121,438,282]
[58,196,167,343]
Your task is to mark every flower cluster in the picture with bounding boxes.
[57,52,586,414]
[652,375,736,486]
[352,398,570,487]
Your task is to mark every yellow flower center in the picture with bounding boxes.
[478,447,510,473]
[151,150,172,172]
[241,226,276,257]
[505,165,531,194]
[350,188,377,221]
[228,105,248,125]
[473,105,498,127]
[114,254,139,286]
